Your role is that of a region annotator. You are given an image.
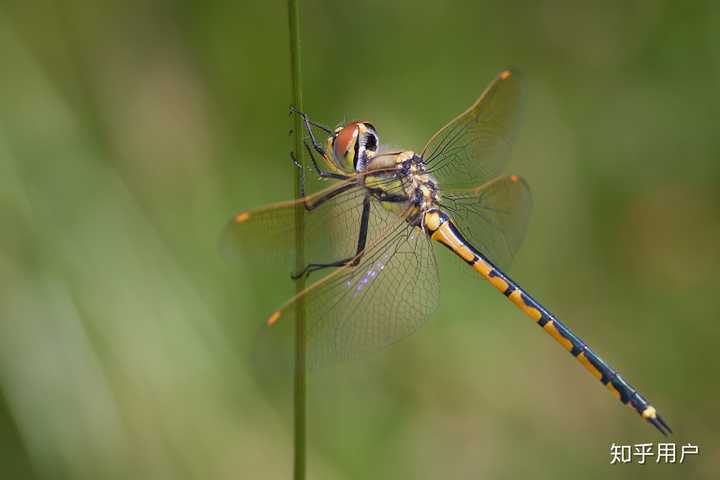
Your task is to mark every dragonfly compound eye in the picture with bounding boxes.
[332,121,379,172]
[332,122,361,172]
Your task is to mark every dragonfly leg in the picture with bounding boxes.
[290,107,349,181]
[291,257,357,280]
[291,106,332,154]
[305,142,348,180]
[291,194,371,279]
[290,139,345,182]
[375,189,409,203]
[299,180,356,214]
[290,106,333,135]
[302,141,347,180]
[292,109,344,176]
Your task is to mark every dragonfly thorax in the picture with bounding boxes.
[394,150,440,215]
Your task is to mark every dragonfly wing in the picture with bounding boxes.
[254,199,439,372]
[422,70,524,189]
[439,175,532,271]
[222,176,399,270]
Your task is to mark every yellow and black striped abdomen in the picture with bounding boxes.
[422,208,671,435]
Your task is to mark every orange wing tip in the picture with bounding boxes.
[234,212,251,223]
[642,406,657,419]
[499,70,512,80]
[510,174,519,182]
[267,311,282,326]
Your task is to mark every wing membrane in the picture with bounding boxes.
[422,70,524,189]
[254,199,439,372]
[222,173,403,270]
[440,175,531,270]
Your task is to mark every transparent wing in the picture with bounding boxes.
[254,199,439,372]
[222,173,403,270]
[421,70,524,189]
[440,175,532,271]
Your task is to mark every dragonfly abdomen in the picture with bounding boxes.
[422,207,671,435]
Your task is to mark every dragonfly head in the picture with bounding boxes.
[330,121,379,173]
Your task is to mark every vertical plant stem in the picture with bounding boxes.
[287,0,306,479]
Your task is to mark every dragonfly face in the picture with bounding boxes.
[328,121,379,173]
[224,70,671,435]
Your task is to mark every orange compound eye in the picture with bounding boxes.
[332,122,361,172]
[330,120,380,172]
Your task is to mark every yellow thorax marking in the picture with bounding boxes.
[394,151,415,166]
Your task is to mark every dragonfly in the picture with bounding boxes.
[223,69,671,435]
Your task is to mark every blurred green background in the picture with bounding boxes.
[1,1,718,479]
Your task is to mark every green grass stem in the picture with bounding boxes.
[287,0,306,479]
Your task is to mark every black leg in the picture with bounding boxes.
[292,194,371,279]
[301,180,357,212]
[290,107,347,181]
[290,106,333,134]
[303,142,347,180]
[291,138,346,181]
[291,107,332,159]
[354,194,372,255]
[375,190,408,203]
